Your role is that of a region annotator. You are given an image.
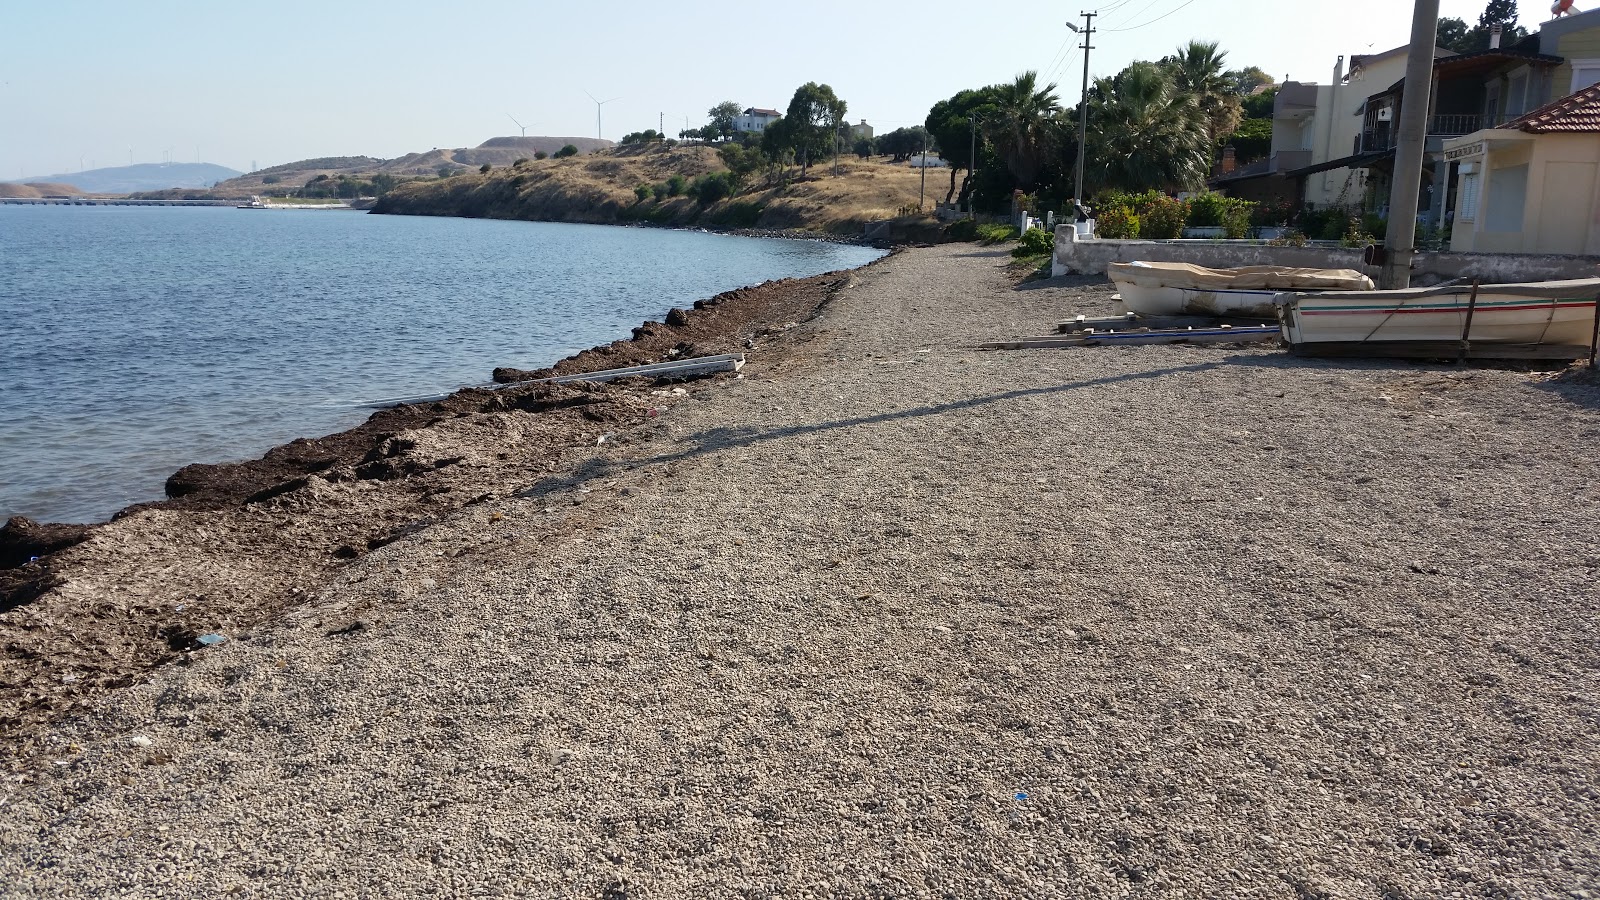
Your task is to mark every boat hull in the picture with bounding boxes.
[1277,281,1600,359]
[1109,262,1375,319]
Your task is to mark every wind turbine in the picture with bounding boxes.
[507,113,531,137]
[585,90,620,141]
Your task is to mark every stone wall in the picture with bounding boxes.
[1054,228,1600,284]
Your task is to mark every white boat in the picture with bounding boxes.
[1109,261,1375,318]
[236,196,269,209]
[1275,278,1600,359]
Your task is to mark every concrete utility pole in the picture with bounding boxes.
[1067,12,1096,205]
[1380,0,1440,290]
[919,142,927,211]
[969,114,978,213]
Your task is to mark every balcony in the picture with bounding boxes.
[1359,114,1497,153]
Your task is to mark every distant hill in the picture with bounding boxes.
[6,163,242,195]
[192,137,616,199]
[0,182,89,199]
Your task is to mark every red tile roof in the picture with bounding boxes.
[1501,83,1600,133]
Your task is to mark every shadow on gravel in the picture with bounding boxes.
[948,249,1017,259]
[1013,273,1113,292]
[637,361,1225,467]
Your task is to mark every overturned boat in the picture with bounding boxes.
[1109,261,1375,318]
[1275,278,1600,359]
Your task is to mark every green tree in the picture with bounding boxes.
[779,82,847,176]
[554,144,579,159]
[534,151,548,160]
[926,87,1002,204]
[852,137,877,158]
[707,101,742,141]
[1437,16,1473,51]
[1086,61,1212,193]
[1227,66,1275,96]
[1163,41,1242,144]
[983,71,1062,190]
[1223,118,1273,163]
[1439,1,1529,52]
[1241,85,1278,120]
[877,126,930,163]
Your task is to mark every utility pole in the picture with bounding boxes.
[919,141,927,211]
[1380,0,1440,290]
[968,114,978,214]
[1066,12,1096,206]
[659,111,664,137]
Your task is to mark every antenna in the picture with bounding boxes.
[585,90,620,140]
[507,113,530,137]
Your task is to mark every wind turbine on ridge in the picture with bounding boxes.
[584,90,620,141]
[506,114,533,138]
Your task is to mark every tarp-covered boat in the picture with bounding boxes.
[1109,261,1375,317]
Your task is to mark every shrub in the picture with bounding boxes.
[706,201,763,228]
[554,145,579,159]
[651,182,671,201]
[944,218,979,241]
[975,222,1020,244]
[689,171,735,205]
[513,157,530,168]
[1221,202,1253,239]
[634,184,652,203]
[666,174,688,197]
[1185,191,1231,227]
[1096,204,1139,239]
[534,151,548,160]
[262,175,280,185]
[1012,227,1054,258]
[1340,216,1377,248]
[479,163,492,174]
[1251,198,1296,228]
[1140,195,1187,239]
[1268,230,1310,247]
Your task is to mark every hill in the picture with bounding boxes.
[190,137,615,200]
[0,182,89,199]
[371,142,931,235]
[8,163,241,195]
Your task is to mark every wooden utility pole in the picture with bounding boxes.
[1380,0,1441,289]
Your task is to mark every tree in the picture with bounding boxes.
[1438,1,1529,52]
[620,130,663,145]
[1223,118,1273,163]
[1227,66,1275,96]
[983,71,1062,189]
[1241,85,1278,120]
[877,126,930,163]
[778,82,847,176]
[534,151,548,160]
[1163,41,1243,144]
[707,101,742,141]
[852,137,877,158]
[1086,61,1212,193]
[554,144,579,159]
[926,86,1002,204]
[1437,16,1473,51]
[479,163,492,174]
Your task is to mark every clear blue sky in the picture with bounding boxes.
[0,0,1548,178]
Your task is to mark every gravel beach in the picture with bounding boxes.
[3,245,1599,898]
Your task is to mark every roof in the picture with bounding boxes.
[1432,47,1563,78]
[1501,83,1600,133]
[1285,149,1395,177]
[744,108,781,117]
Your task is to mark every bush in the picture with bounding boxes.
[1221,203,1253,239]
[944,218,979,241]
[975,223,1020,244]
[479,163,492,174]
[666,174,688,197]
[554,145,579,159]
[513,157,530,168]
[689,171,735,205]
[1340,215,1377,248]
[705,201,763,228]
[651,182,671,201]
[1140,195,1187,239]
[534,151,548,160]
[634,184,652,203]
[1012,227,1054,258]
[1096,204,1140,239]
[1185,191,1231,227]
[262,175,280,185]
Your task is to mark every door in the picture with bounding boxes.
[1536,161,1597,255]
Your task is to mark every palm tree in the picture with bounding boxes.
[983,71,1063,189]
[1085,62,1212,192]
[1166,41,1243,143]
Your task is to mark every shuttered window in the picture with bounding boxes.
[1458,172,1481,222]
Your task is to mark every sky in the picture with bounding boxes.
[0,0,1551,179]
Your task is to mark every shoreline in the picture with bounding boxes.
[0,254,890,745]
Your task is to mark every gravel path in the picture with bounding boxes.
[4,245,1599,898]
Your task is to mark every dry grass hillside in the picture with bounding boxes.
[374,143,933,235]
[0,182,89,199]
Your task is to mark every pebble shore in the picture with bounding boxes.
[3,245,1598,898]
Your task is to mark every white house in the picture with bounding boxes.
[733,108,781,134]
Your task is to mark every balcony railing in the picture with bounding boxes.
[1358,114,1495,152]
[1428,114,1483,137]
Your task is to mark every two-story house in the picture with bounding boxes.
[733,108,782,134]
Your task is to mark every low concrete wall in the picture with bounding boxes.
[1054,228,1600,284]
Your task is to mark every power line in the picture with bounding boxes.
[1104,0,1165,30]
[1104,0,1199,32]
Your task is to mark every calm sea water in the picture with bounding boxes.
[0,206,882,523]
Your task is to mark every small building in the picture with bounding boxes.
[733,108,782,134]
[1442,83,1600,255]
[850,120,874,140]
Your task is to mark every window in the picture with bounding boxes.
[1458,171,1480,222]
[1572,60,1600,93]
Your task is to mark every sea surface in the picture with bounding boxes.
[0,206,883,523]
